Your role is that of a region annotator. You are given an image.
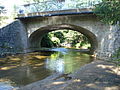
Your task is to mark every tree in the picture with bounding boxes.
[0,6,5,14]
[23,0,65,3]
[94,0,120,25]
[23,0,57,3]
[40,30,90,49]
[0,4,8,27]
[41,34,54,48]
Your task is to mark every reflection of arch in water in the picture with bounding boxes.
[29,24,98,54]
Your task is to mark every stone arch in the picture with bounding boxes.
[29,24,98,54]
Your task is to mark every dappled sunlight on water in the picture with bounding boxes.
[0,48,94,89]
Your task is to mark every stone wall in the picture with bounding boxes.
[95,25,120,60]
[0,20,28,56]
[114,26,120,51]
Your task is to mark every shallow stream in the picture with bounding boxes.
[0,48,94,89]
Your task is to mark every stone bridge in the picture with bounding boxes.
[0,9,120,59]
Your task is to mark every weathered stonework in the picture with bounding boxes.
[0,20,28,56]
[114,26,120,51]
[95,25,120,60]
[0,9,120,60]
[20,13,118,60]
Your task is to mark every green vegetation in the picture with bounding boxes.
[94,0,120,25]
[111,48,120,66]
[41,30,91,49]
[41,34,54,48]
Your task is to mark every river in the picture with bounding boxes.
[0,48,94,90]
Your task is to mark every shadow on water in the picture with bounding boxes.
[0,48,94,89]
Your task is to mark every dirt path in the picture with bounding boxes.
[19,60,120,90]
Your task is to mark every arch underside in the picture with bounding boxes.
[29,24,98,54]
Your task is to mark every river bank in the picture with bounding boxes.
[19,60,120,90]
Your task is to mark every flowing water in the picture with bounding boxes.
[0,48,94,90]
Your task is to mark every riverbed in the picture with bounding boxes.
[0,48,94,90]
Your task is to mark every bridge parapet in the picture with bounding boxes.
[17,8,93,18]
[17,0,102,18]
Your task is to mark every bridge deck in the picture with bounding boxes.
[16,8,94,19]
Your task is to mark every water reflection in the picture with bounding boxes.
[46,58,65,73]
[0,48,94,89]
[46,50,92,74]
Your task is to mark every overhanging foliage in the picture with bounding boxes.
[94,0,120,25]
